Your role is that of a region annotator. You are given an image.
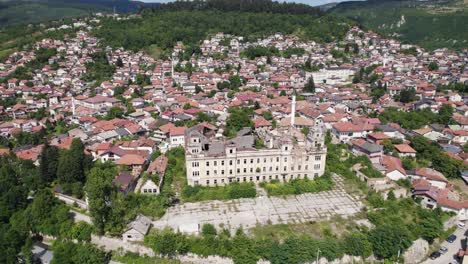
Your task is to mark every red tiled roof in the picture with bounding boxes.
[116,154,146,166]
[333,122,374,132]
[414,168,447,183]
[253,117,272,128]
[368,132,390,140]
[394,144,416,153]
[382,155,405,175]
[147,155,168,175]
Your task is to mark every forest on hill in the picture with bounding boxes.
[151,0,323,15]
[0,0,156,26]
[330,0,468,50]
[93,0,353,56]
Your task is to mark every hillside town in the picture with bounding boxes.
[0,13,467,264]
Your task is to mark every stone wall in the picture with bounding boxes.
[444,215,459,231]
[55,193,88,210]
[403,238,429,264]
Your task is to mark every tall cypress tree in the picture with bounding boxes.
[39,143,59,184]
[304,76,315,93]
[57,138,86,184]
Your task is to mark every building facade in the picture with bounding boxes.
[185,126,327,187]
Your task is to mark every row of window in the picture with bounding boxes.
[191,164,321,177]
[191,155,322,168]
[142,188,158,193]
[193,173,320,186]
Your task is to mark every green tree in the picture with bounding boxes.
[84,167,119,235]
[369,224,412,259]
[420,215,443,243]
[438,104,453,125]
[398,88,416,103]
[106,106,124,119]
[39,143,59,184]
[116,57,124,67]
[343,232,372,257]
[228,74,242,90]
[428,62,438,71]
[401,157,416,170]
[145,229,187,258]
[304,76,315,93]
[23,189,72,237]
[57,138,88,186]
[224,107,253,137]
[254,101,261,110]
[51,241,108,264]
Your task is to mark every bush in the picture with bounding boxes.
[343,232,372,257]
[69,222,94,242]
[260,176,334,196]
[201,223,217,237]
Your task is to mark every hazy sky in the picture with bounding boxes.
[139,0,359,6]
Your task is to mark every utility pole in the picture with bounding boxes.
[316,248,321,264]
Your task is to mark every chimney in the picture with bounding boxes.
[290,93,296,127]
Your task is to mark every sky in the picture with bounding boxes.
[138,0,359,7]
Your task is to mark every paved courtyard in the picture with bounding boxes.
[152,174,363,233]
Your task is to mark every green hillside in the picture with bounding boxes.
[330,0,468,50]
[0,0,154,26]
[93,0,354,56]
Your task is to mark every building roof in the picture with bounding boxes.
[113,172,134,192]
[368,132,390,141]
[412,167,448,183]
[333,122,374,132]
[147,155,168,175]
[115,154,146,166]
[125,214,152,235]
[394,144,416,153]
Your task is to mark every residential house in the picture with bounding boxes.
[331,122,374,143]
[350,139,383,164]
[408,167,448,189]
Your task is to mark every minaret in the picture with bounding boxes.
[290,92,296,128]
[170,56,174,78]
[72,97,76,116]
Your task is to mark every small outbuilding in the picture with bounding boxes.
[122,214,152,242]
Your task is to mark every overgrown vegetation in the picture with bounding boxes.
[181,182,256,202]
[410,135,465,179]
[260,174,334,196]
[377,105,454,130]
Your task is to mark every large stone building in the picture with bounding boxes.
[185,96,327,187]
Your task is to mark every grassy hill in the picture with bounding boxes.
[330,0,468,50]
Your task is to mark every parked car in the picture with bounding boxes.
[457,222,465,229]
[439,246,448,254]
[430,251,441,260]
[447,234,457,243]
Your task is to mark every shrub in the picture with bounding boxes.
[260,176,334,196]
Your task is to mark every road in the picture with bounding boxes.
[71,210,92,224]
[422,227,466,264]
